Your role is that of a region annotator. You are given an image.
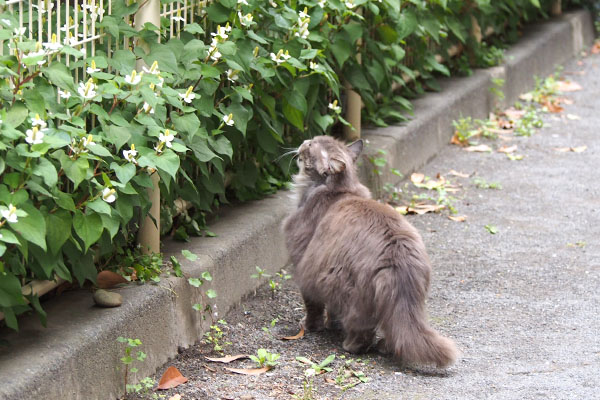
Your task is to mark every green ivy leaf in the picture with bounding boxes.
[46,210,72,255]
[12,203,47,251]
[73,211,103,253]
[32,158,58,187]
[0,273,26,307]
[111,162,136,184]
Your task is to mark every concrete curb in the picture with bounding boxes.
[0,9,593,400]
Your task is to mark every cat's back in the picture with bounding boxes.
[323,195,419,239]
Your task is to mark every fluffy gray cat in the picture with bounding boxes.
[283,135,458,367]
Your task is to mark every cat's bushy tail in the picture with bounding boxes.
[374,262,459,368]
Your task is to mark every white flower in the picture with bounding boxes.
[345,0,356,8]
[238,0,249,5]
[318,0,326,7]
[63,34,78,46]
[86,60,100,74]
[25,127,44,145]
[2,19,12,26]
[238,11,253,27]
[142,60,160,75]
[179,86,196,104]
[304,368,316,377]
[226,69,239,82]
[124,69,142,85]
[123,144,138,164]
[209,45,222,61]
[223,113,235,126]
[270,49,291,65]
[78,79,97,100]
[82,134,96,148]
[172,15,186,23]
[211,25,229,41]
[299,8,309,19]
[1,204,18,224]
[157,76,164,88]
[309,61,319,70]
[58,89,72,100]
[159,130,175,148]
[43,33,63,51]
[14,27,27,36]
[269,0,277,7]
[328,100,341,112]
[0,233,3,239]
[102,187,116,203]
[31,114,47,128]
[33,2,54,13]
[142,102,154,114]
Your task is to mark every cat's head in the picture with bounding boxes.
[297,136,363,180]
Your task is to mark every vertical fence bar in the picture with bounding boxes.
[551,0,561,16]
[135,0,161,254]
[343,9,362,141]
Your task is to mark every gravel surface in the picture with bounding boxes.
[123,51,600,400]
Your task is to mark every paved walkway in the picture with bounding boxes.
[125,51,600,400]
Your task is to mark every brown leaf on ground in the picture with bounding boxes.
[543,99,564,113]
[503,108,526,121]
[168,395,182,400]
[450,133,465,146]
[396,204,445,215]
[410,173,425,184]
[205,354,250,363]
[497,145,517,154]
[558,97,574,105]
[448,170,469,178]
[448,215,467,222]
[281,327,305,340]
[225,367,271,375]
[157,366,188,390]
[592,41,600,54]
[96,270,128,289]
[554,146,587,153]
[498,134,514,141]
[555,80,583,92]
[464,144,492,152]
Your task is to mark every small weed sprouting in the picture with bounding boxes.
[189,270,217,321]
[369,149,388,176]
[249,348,281,368]
[116,337,152,394]
[485,224,499,234]
[262,317,280,338]
[334,357,370,391]
[296,354,336,375]
[204,319,231,353]
[490,77,506,111]
[514,106,543,136]
[120,249,163,283]
[473,177,502,190]
[251,266,272,280]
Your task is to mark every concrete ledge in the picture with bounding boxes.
[0,9,593,400]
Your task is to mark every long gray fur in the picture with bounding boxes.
[283,136,458,367]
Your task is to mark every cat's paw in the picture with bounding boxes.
[301,316,325,332]
[343,333,373,354]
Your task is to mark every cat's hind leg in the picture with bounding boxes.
[301,296,325,332]
[342,329,374,354]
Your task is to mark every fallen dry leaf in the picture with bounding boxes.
[543,99,564,113]
[157,366,188,390]
[225,367,271,375]
[410,173,425,184]
[497,145,517,154]
[503,108,526,121]
[519,92,534,102]
[396,204,445,215]
[325,378,337,384]
[96,270,128,289]
[448,215,467,222]
[498,134,514,141]
[554,146,587,153]
[168,395,182,400]
[448,170,469,178]
[592,41,600,54]
[205,354,250,363]
[555,80,583,92]
[566,114,581,120]
[281,326,305,340]
[464,144,492,153]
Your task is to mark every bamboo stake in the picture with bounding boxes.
[135,0,161,254]
[0,278,66,322]
[551,0,561,16]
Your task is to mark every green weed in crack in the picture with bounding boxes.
[473,177,502,190]
[249,348,281,369]
[116,337,154,395]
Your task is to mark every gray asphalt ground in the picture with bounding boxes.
[125,50,600,400]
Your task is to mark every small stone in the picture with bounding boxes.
[93,289,122,307]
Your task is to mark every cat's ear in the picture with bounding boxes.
[329,158,346,174]
[347,139,363,161]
